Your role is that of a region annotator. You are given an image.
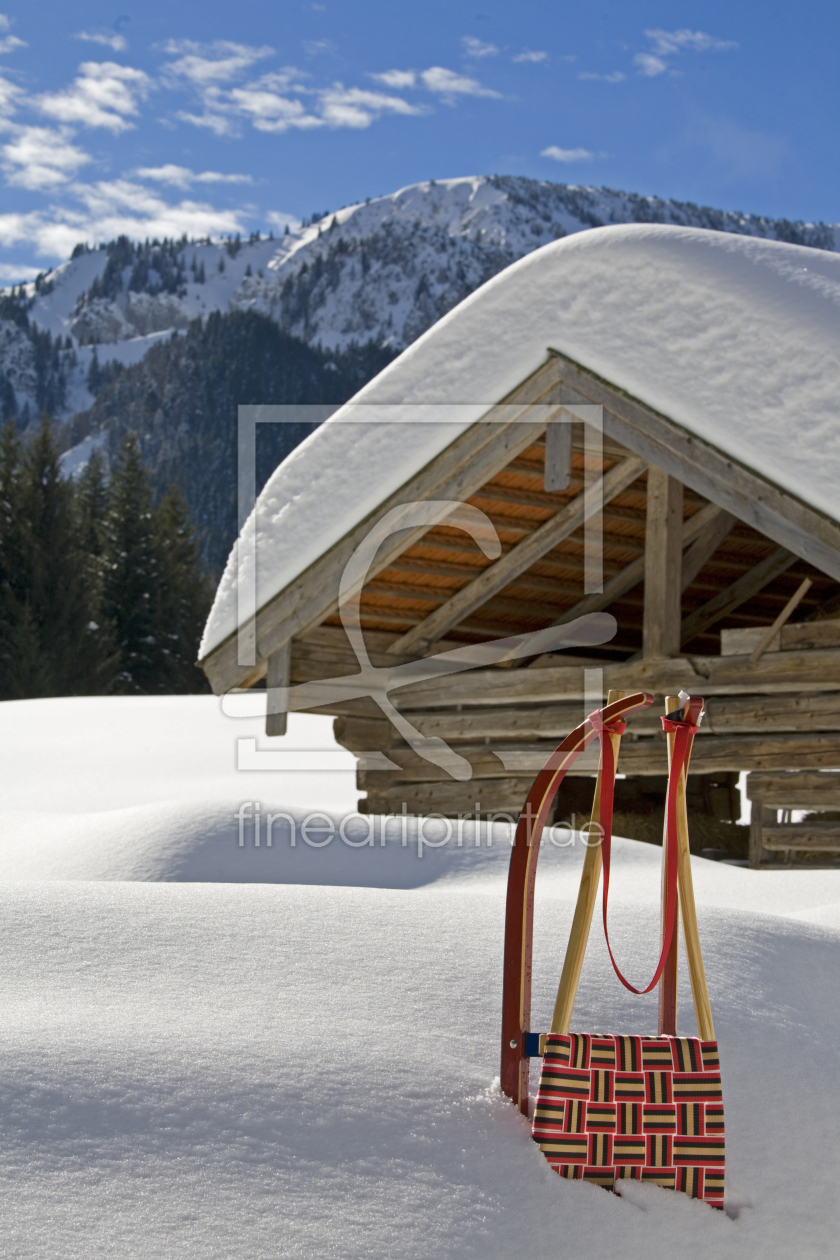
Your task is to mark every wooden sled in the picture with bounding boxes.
[500,689,716,1116]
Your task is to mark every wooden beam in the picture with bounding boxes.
[392,645,840,709]
[750,577,813,665]
[201,356,564,693]
[762,825,840,852]
[357,731,840,784]
[336,691,840,747]
[265,642,290,736]
[680,508,736,591]
[680,548,798,646]
[544,418,572,492]
[643,467,683,658]
[746,770,840,809]
[359,777,537,816]
[387,454,646,656]
[545,347,840,583]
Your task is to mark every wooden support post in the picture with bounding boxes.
[643,467,684,659]
[749,791,773,869]
[549,689,626,1035]
[266,641,291,736]
[659,696,680,1037]
[544,418,572,492]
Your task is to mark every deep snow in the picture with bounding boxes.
[0,695,839,1257]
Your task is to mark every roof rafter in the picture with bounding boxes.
[387,453,646,655]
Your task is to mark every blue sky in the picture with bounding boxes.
[0,1,837,280]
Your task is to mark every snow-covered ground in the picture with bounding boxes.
[0,695,838,1257]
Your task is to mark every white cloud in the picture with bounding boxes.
[369,69,416,88]
[0,72,22,115]
[513,50,547,64]
[227,78,423,132]
[0,261,41,283]
[646,28,738,56]
[635,28,738,76]
[302,39,337,57]
[579,70,625,82]
[162,39,274,86]
[0,123,92,189]
[75,30,127,53]
[175,107,239,137]
[0,14,24,54]
[541,145,596,162]
[226,77,322,133]
[0,123,90,187]
[266,209,300,233]
[0,180,248,259]
[634,52,668,77]
[37,61,151,132]
[462,37,498,58]
[133,164,253,189]
[317,84,423,128]
[420,67,501,99]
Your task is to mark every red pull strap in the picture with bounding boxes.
[589,707,698,995]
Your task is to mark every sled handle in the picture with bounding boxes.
[500,689,654,1113]
[549,689,627,1035]
[667,694,715,1040]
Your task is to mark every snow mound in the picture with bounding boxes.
[202,224,840,658]
[1,695,839,1255]
[0,879,837,1258]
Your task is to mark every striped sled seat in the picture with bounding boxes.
[500,691,725,1209]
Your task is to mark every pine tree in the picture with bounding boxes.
[154,485,212,692]
[102,433,163,693]
[76,449,109,560]
[0,417,115,697]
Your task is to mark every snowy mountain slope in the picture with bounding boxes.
[1,175,837,429]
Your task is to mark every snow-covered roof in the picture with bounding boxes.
[200,223,840,660]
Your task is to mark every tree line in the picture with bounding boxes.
[0,418,212,699]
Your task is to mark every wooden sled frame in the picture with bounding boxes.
[500,688,716,1115]
[500,690,653,1113]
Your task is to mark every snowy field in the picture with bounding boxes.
[0,696,839,1258]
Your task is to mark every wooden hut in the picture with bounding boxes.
[199,224,840,867]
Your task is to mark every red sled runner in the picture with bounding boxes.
[500,689,725,1208]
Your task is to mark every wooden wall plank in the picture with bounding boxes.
[335,691,840,747]
[392,646,840,708]
[357,731,840,785]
